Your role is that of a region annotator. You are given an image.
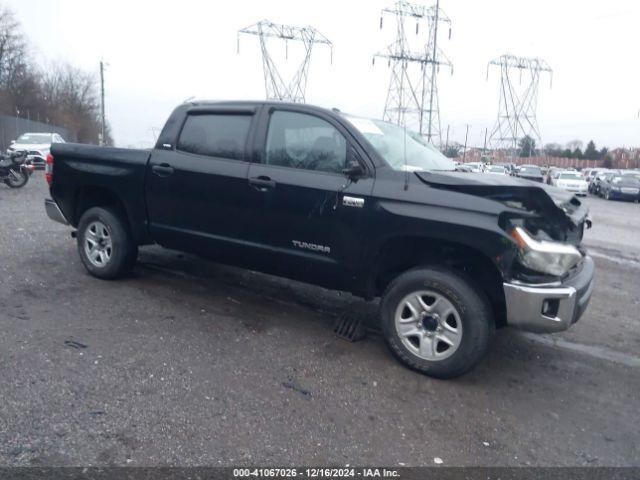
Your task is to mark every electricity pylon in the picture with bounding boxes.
[373,0,452,144]
[238,20,332,103]
[487,54,553,153]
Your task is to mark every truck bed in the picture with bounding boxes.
[49,143,152,242]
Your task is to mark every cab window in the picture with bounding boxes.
[177,114,252,160]
[265,111,347,174]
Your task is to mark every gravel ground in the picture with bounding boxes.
[0,174,638,467]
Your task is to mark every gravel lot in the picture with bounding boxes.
[1,174,639,467]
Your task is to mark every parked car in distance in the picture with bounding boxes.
[515,165,544,183]
[485,164,508,175]
[8,132,66,169]
[546,167,561,185]
[464,162,485,173]
[455,164,473,173]
[589,170,617,195]
[44,100,595,379]
[586,168,606,183]
[599,173,640,202]
[501,163,516,175]
[551,171,589,196]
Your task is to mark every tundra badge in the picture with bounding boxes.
[292,240,331,254]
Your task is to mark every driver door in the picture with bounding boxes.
[245,107,374,289]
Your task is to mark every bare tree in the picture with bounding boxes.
[566,139,583,151]
[41,62,111,144]
[0,3,111,145]
[0,4,30,113]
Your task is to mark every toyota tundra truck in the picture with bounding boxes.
[44,101,595,378]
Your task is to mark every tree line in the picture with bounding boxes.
[442,135,612,161]
[541,139,608,160]
[518,136,609,160]
[0,4,111,144]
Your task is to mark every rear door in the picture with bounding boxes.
[145,107,257,260]
[244,107,374,289]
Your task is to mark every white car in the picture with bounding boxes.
[485,165,508,175]
[7,132,66,168]
[464,162,485,173]
[552,171,589,196]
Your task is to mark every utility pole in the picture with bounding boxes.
[483,127,488,156]
[100,60,106,146]
[487,54,552,154]
[374,1,452,143]
[426,0,440,142]
[237,21,332,103]
[462,124,470,162]
[444,124,450,151]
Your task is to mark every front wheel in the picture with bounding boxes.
[380,267,492,379]
[77,207,138,279]
[4,169,28,188]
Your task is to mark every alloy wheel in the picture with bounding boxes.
[84,221,113,268]
[394,290,463,361]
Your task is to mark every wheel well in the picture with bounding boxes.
[73,187,129,229]
[374,237,507,327]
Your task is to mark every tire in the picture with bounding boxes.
[380,266,492,379]
[76,207,138,279]
[4,170,28,188]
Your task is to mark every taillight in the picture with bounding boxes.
[45,153,54,185]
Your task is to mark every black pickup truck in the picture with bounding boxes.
[45,101,594,378]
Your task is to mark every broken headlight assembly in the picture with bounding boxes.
[509,226,582,277]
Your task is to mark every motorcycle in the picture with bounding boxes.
[0,150,34,188]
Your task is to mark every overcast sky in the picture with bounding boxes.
[6,0,640,149]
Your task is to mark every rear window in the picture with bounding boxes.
[616,176,640,185]
[177,114,252,160]
[16,133,53,144]
[520,167,541,175]
[559,173,583,180]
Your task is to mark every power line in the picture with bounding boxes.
[487,54,552,154]
[237,20,332,103]
[373,0,452,143]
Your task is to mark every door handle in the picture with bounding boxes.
[249,176,276,191]
[151,163,174,177]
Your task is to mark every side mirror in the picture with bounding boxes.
[342,160,365,180]
[10,140,15,145]
[342,149,365,180]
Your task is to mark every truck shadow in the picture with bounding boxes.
[132,245,586,385]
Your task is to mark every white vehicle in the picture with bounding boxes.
[7,132,66,168]
[464,162,485,173]
[552,171,589,196]
[485,165,508,175]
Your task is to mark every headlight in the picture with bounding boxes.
[510,227,582,277]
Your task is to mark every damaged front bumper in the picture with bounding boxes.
[503,256,595,333]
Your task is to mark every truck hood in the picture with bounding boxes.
[415,171,589,235]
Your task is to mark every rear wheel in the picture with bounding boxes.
[380,267,492,379]
[4,169,28,188]
[77,207,138,279]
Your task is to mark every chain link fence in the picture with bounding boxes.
[0,114,72,152]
